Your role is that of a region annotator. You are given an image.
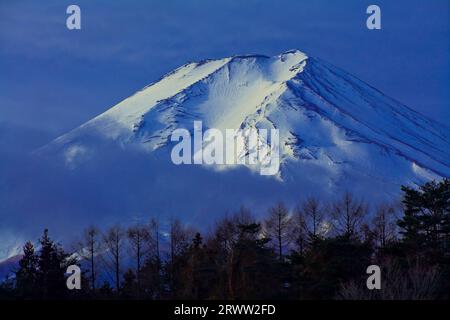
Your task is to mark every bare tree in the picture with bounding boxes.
[264,202,293,261]
[149,218,161,264]
[146,217,162,298]
[372,204,399,249]
[127,225,150,296]
[292,211,308,255]
[331,192,367,238]
[297,197,327,239]
[168,218,193,295]
[77,226,101,291]
[205,207,256,299]
[103,225,125,292]
[169,218,191,264]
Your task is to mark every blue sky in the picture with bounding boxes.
[0,0,449,152]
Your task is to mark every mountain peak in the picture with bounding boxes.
[39,50,449,200]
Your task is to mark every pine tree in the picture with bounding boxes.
[301,235,372,299]
[15,241,38,298]
[121,269,138,299]
[192,232,203,248]
[398,179,450,256]
[37,229,73,299]
[230,222,280,299]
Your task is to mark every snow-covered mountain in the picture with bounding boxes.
[1,49,449,271]
[40,50,449,193]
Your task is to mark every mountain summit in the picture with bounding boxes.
[41,50,449,203]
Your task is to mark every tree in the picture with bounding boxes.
[37,229,74,299]
[187,208,257,299]
[0,278,14,300]
[127,224,150,297]
[397,179,450,297]
[177,232,218,299]
[301,235,372,299]
[121,269,138,299]
[98,281,114,299]
[398,179,450,256]
[192,232,203,248]
[331,192,367,239]
[77,226,101,291]
[149,218,161,266]
[229,222,280,299]
[142,217,163,299]
[264,202,293,262]
[299,197,326,240]
[103,226,125,293]
[167,218,193,297]
[372,204,398,249]
[15,241,38,298]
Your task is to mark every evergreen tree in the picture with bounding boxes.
[98,281,114,299]
[121,269,138,299]
[397,179,450,297]
[398,179,450,256]
[301,235,372,299]
[229,222,281,299]
[15,241,38,298]
[37,229,74,299]
[0,278,15,300]
[140,256,164,299]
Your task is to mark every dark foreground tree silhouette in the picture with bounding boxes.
[8,179,449,300]
[15,229,76,299]
[15,241,38,298]
[398,179,450,256]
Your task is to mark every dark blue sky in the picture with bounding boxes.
[1,0,448,151]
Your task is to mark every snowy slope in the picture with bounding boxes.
[40,50,449,193]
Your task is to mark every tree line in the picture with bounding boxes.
[0,179,448,300]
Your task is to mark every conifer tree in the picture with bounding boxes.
[15,241,38,298]
[37,229,73,299]
[398,179,450,256]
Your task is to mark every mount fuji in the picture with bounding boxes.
[2,49,448,266]
[40,49,449,188]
